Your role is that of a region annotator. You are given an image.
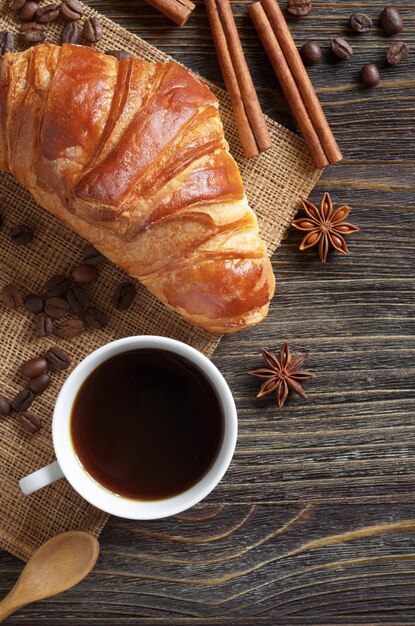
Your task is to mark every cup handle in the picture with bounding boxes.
[19,460,64,495]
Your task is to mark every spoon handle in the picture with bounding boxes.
[0,589,23,622]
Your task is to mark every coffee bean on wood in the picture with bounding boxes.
[45,274,69,297]
[10,224,33,245]
[330,37,353,60]
[29,373,51,394]
[286,0,312,17]
[36,3,59,23]
[45,346,71,370]
[24,293,44,314]
[21,357,48,378]
[300,41,322,65]
[111,281,136,311]
[82,243,105,265]
[17,410,41,433]
[360,63,381,87]
[349,12,372,33]
[85,307,108,329]
[0,31,14,55]
[12,388,34,412]
[380,6,403,34]
[2,283,22,309]
[19,0,38,20]
[71,263,98,284]
[83,17,102,43]
[36,312,53,337]
[67,285,90,314]
[0,395,11,417]
[20,22,46,43]
[44,296,69,319]
[60,0,84,20]
[61,21,79,44]
[386,41,409,65]
[60,318,85,338]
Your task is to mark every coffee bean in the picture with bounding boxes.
[60,0,84,20]
[9,0,27,10]
[82,243,105,265]
[36,312,53,337]
[60,318,85,337]
[12,388,34,412]
[360,63,381,87]
[85,307,108,329]
[45,346,71,370]
[349,12,373,33]
[24,293,44,314]
[19,0,38,20]
[380,6,403,35]
[105,49,134,60]
[83,17,102,43]
[20,22,46,43]
[0,395,11,417]
[45,274,69,297]
[0,31,15,55]
[44,296,69,319]
[36,3,59,23]
[10,224,33,246]
[67,285,89,314]
[29,372,51,394]
[300,41,322,65]
[17,410,41,433]
[330,37,353,60]
[21,356,48,378]
[386,41,409,65]
[61,21,79,44]
[2,284,22,309]
[286,0,312,17]
[71,263,98,284]
[111,281,136,311]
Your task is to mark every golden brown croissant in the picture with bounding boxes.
[0,44,275,333]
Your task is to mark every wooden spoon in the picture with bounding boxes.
[0,531,99,622]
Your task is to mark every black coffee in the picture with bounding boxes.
[71,349,224,500]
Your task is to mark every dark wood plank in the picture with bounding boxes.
[0,0,414,623]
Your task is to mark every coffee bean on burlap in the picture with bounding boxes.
[83,17,102,43]
[45,347,71,370]
[19,0,38,20]
[44,274,69,297]
[36,312,53,337]
[12,388,34,412]
[36,3,59,23]
[10,224,33,245]
[20,22,47,43]
[24,293,44,314]
[9,0,27,10]
[44,297,69,319]
[2,283,22,309]
[105,49,134,60]
[29,373,51,394]
[111,281,136,311]
[82,243,105,265]
[60,318,85,338]
[85,307,108,329]
[17,410,41,433]
[0,395,11,417]
[61,21,79,44]
[60,0,84,20]
[67,285,90,314]
[21,357,48,378]
[0,31,14,55]
[71,263,98,284]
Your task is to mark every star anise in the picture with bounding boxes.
[292,192,359,263]
[249,342,315,410]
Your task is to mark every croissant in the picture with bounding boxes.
[0,44,275,333]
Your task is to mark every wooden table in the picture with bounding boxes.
[1,1,414,623]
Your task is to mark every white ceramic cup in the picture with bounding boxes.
[19,336,237,519]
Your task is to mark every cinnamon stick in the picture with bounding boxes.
[260,0,342,165]
[145,0,195,26]
[249,2,328,169]
[205,0,271,157]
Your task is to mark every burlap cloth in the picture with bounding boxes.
[0,0,321,560]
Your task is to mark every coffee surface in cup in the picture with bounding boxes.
[71,349,224,500]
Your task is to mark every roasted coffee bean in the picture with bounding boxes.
[82,243,105,265]
[10,224,33,245]
[71,263,98,284]
[111,281,136,311]
[24,293,44,314]
[36,312,53,337]
[105,49,134,60]
[286,0,311,17]
[300,41,322,65]
[44,296,69,319]
[44,274,69,297]
[19,0,38,20]
[60,318,85,337]
[83,17,102,43]
[0,31,15,55]
[380,6,403,34]
[61,21,79,44]
[21,356,48,378]
[67,285,90,314]
[12,388,34,412]
[386,41,409,65]
[0,395,11,417]
[9,0,27,10]
[20,22,46,43]
[330,37,353,60]
[36,3,59,23]
[349,12,372,33]
[28,372,51,394]
[17,410,41,433]
[60,0,84,20]
[2,283,22,309]
[360,63,381,87]
[45,346,71,370]
[85,307,108,329]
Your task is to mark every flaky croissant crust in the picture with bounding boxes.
[0,44,275,333]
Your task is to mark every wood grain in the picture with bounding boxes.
[0,0,414,623]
